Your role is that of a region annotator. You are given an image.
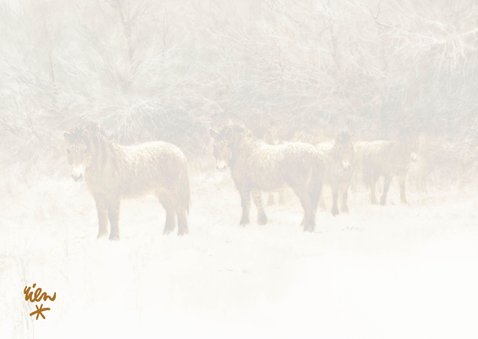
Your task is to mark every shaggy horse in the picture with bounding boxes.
[210,125,325,231]
[64,123,190,239]
[354,136,418,205]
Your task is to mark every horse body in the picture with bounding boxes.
[85,141,187,198]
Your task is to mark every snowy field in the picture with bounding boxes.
[1,172,478,339]
[2,0,478,338]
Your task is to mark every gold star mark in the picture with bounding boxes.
[29,304,50,320]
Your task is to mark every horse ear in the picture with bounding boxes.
[337,130,351,143]
[85,121,100,133]
[209,129,219,139]
[231,124,245,135]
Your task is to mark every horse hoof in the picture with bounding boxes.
[240,218,250,226]
[163,225,175,235]
[97,232,108,239]
[257,215,268,225]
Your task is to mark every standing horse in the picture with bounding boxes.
[64,123,190,239]
[354,135,418,205]
[210,124,325,231]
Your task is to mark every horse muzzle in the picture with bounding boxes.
[215,160,228,171]
[71,165,85,182]
[71,173,83,182]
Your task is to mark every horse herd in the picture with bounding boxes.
[64,123,418,240]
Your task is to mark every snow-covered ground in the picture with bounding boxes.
[1,172,478,339]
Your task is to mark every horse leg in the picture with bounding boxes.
[176,208,188,235]
[341,187,349,213]
[309,179,322,213]
[331,184,339,216]
[291,186,314,231]
[107,197,120,241]
[239,189,251,226]
[398,173,407,204]
[267,192,275,206]
[380,175,392,205]
[94,196,109,239]
[304,167,323,229]
[157,191,176,235]
[163,208,176,235]
[302,194,315,232]
[369,177,378,205]
[252,191,267,225]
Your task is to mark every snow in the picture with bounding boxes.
[2,0,478,337]
[1,173,478,339]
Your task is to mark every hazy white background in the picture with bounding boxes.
[1,0,478,338]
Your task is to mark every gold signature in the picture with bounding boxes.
[23,283,56,320]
